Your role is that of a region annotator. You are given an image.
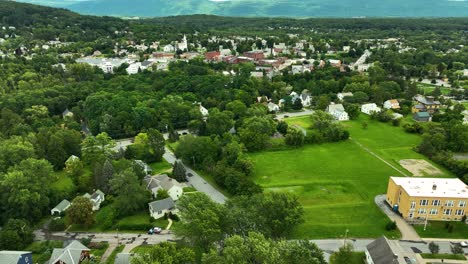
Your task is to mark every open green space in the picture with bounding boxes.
[248,115,455,238]
[414,221,468,239]
[149,160,172,174]
[416,83,452,95]
[420,253,466,260]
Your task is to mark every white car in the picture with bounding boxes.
[460,241,468,247]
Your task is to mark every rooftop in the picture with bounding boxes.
[391,177,468,198]
[149,197,175,212]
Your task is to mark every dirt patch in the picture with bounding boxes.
[399,159,442,176]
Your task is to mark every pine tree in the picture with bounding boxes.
[95,159,113,192]
[172,161,187,182]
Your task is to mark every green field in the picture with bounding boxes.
[248,115,453,239]
[416,83,452,95]
[414,221,468,239]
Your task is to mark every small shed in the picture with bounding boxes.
[51,199,71,215]
[413,112,430,122]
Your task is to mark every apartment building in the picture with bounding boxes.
[386,177,468,221]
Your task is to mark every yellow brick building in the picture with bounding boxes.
[386,177,468,221]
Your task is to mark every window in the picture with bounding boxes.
[420,200,428,206]
[432,200,440,206]
[418,208,427,215]
[459,201,466,207]
[445,200,454,207]
[410,201,416,209]
[429,208,438,215]
[443,209,452,215]
[455,209,464,216]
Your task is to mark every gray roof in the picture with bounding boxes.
[327,104,345,112]
[414,95,440,105]
[415,112,430,118]
[144,176,160,190]
[0,251,32,264]
[53,199,71,212]
[141,60,153,67]
[149,197,175,212]
[366,236,417,264]
[49,240,89,264]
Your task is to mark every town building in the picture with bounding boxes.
[361,103,382,115]
[48,240,90,264]
[386,177,468,221]
[243,51,264,61]
[83,190,105,211]
[0,251,33,264]
[413,112,430,122]
[326,103,349,121]
[412,95,441,114]
[143,174,184,201]
[148,197,177,220]
[365,236,419,264]
[51,199,71,216]
[383,99,400,110]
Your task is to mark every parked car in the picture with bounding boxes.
[147,227,162,235]
[460,241,468,247]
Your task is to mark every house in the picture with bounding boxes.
[250,71,264,78]
[0,251,33,264]
[392,113,403,120]
[243,51,264,61]
[326,104,349,121]
[365,236,418,264]
[199,105,209,117]
[149,197,176,219]
[386,177,468,221]
[413,112,430,122]
[163,44,175,53]
[134,160,153,175]
[412,95,440,114]
[383,99,400,110]
[290,91,312,107]
[462,110,468,125]
[337,92,353,101]
[48,240,90,264]
[361,103,382,115]
[267,102,280,112]
[51,199,71,216]
[144,174,184,201]
[62,109,73,119]
[205,51,220,61]
[83,190,105,211]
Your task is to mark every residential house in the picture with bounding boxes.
[326,103,349,121]
[290,91,312,107]
[51,199,71,216]
[392,113,403,120]
[48,240,90,264]
[361,103,382,115]
[267,102,280,112]
[62,109,73,119]
[0,251,33,264]
[83,190,105,211]
[205,51,220,61]
[144,174,184,201]
[243,51,264,61]
[383,99,400,110]
[76,58,127,74]
[462,110,468,125]
[365,236,419,264]
[337,92,353,101]
[126,62,142,75]
[386,177,468,221]
[413,112,430,122]
[412,95,440,114]
[200,105,209,117]
[163,44,175,53]
[149,197,176,220]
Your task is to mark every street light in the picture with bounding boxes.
[343,229,349,246]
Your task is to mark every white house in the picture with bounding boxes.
[383,99,400,109]
[290,91,312,107]
[148,197,176,219]
[462,110,468,125]
[361,103,382,115]
[365,236,417,264]
[144,174,184,201]
[199,105,209,117]
[177,35,188,51]
[267,102,280,112]
[51,199,71,215]
[83,190,105,211]
[326,103,349,121]
[337,92,353,101]
[126,62,142,75]
[49,241,90,264]
[163,44,175,53]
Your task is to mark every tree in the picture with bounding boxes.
[285,127,305,147]
[239,117,275,151]
[147,129,165,162]
[0,219,34,250]
[315,95,330,110]
[329,243,358,264]
[81,132,115,164]
[65,155,83,177]
[277,240,326,264]
[276,121,288,134]
[172,161,187,182]
[451,244,463,255]
[292,98,303,110]
[131,242,195,264]
[96,159,113,192]
[67,196,94,227]
[110,169,148,216]
[175,135,220,168]
[428,242,440,254]
[175,192,224,252]
[0,136,36,173]
[156,189,170,200]
[343,103,360,120]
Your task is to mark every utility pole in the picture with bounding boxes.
[424,209,429,231]
[343,229,349,246]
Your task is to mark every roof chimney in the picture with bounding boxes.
[432,184,437,191]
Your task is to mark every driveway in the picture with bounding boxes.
[375,194,421,241]
[163,148,226,204]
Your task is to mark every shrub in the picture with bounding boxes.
[428,242,439,254]
[448,224,454,233]
[95,206,117,230]
[392,118,401,127]
[385,220,397,231]
[80,238,92,247]
[169,212,180,222]
[49,218,66,232]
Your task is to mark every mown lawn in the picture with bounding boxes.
[250,115,454,239]
[149,160,172,174]
[414,221,468,239]
[420,253,466,260]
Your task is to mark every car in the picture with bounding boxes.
[460,241,468,247]
[153,227,162,234]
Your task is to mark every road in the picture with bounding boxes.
[277,109,314,120]
[163,147,227,204]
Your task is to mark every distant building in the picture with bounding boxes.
[326,103,349,121]
[143,174,184,201]
[337,92,353,101]
[386,177,468,221]
[49,240,90,264]
[148,197,176,220]
[383,99,400,110]
[243,51,264,61]
[361,103,382,115]
[199,105,209,117]
[412,95,440,114]
[0,251,33,264]
[62,109,74,119]
[83,190,105,211]
[413,111,430,122]
[51,199,71,216]
[365,236,418,264]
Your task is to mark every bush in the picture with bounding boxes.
[169,212,180,222]
[49,218,66,232]
[448,224,454,233]
[385,220,397,231]
[392,118,401,127]
[95,206,117,230]
[80,238,92,247]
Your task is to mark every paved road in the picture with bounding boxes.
[163,147,227,204]
[375,194,421,241]
[277,109,314,120]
